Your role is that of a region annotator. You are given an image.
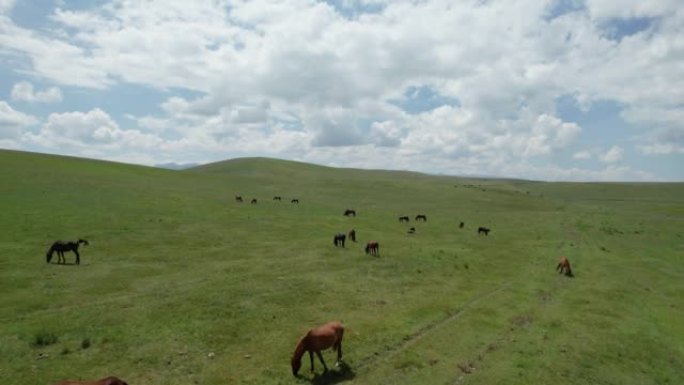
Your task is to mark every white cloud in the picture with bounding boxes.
[11,81,63,103]
[573,150,592,160]
[600,145,624,163]
[0,101,38,139]
[0,0,15,15]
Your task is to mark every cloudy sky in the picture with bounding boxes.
[0,0,682,181]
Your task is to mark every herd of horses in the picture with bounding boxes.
[46,193,575,383]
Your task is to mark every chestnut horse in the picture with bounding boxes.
[46,239,88,265]
[365,241,379,255]
[556,256,574,277]
[52,376,128,385]
[291,321,344,376]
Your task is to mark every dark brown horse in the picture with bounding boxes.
[348,229,356,242]
[46,239,88,265]
[459,221,464,229]
[365,241,379,255]
[251,198,258,204]
[556,256,574,277]
[52,376,128,385]
[235,195,243,202]
[343,209,356,217]
[291,199,299,204]
[415,214,427,221]
[478,227,490,236]
[273,196,282,201]
[291,321,344,377]
[408,227,416,234]
[399,216,409,222]
[333,233,346,247]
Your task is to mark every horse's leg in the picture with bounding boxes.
[74,249,80,265]
[336,341,343,362]
[309,351,315,372]
[315,350,328,372]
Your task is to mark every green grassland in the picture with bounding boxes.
[0,149,682,385]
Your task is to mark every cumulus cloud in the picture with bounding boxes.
[0,101,38,139]
[600,145,624,163]
[11,81,63,103]
[0,0,681,180]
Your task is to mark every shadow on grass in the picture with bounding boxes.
[298,362,355,385]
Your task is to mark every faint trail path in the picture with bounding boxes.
[354,281,514,374]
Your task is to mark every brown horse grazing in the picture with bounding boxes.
[235,195,243,202]
[556,256,574,277]
[365,241,379,255]
[46,239,88,265]
[52,376,128,385]
[291,321,344,377]
[348,229,356,242]
[251,198,258,204]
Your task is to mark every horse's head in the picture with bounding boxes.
[79,239,89,246]
[291,355,302,376]
[46,250,53,263]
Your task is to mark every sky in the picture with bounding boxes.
[0,0,682,181]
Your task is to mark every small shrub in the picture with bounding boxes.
[33,331,58,347]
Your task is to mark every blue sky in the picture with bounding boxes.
[0,0,682,181]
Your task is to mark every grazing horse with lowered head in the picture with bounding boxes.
[399,216,409,222]
[333,233,346,247]
[348,229,356,242]
[273,196,282,201]
[235,195,243,202]
[478,227,490,236]
[343,209,356,217]
[415,214,427,221]
[251,198,258,204]
[365,241,379,255]
[556,256,574,277]
[52,376,128,385]
[291,321,344,377]
[46,239,88,265]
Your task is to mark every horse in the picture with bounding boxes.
[556,256,574,277]
[365,241,379,255]
[251,198,258,204]
[291,199,299,204]
[52,376,128,385]
[273,196,282,201]
[291,321,344,377]
[343,209,356,217]
[399,216,409,222]
[348,229,356,242]
[478,227,490,236]
[415,214,427,221]
[333,233,346,248]
[408,227,416,234]
[459,221,464,229]
[46,239,88,265]
[235,195,243,202]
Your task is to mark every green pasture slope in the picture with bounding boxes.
[0,149,682,385]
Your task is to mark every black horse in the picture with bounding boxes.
[46,239,89,265]
[291,199,299,204]
[399,216,409,222]
[415,214,427,221]
[333,233,346,248]
[251,198,258,204]
[235,196,243,202]
[348,229,356,242]
[273,196,282,201]
[478,227,491,236]
[343,209,356,217]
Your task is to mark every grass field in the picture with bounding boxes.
[0,149,682,385]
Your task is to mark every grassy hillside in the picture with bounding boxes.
[0,149,682,385]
